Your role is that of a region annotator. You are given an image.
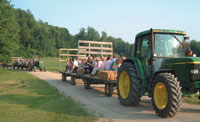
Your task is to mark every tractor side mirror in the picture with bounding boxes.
[184,36,190,40]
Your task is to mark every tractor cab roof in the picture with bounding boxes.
[136,29,187,38]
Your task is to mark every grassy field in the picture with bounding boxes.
[40,57,60,72]
[0,68,96,122]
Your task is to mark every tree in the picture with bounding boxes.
[0,0,135,60]
[0,0,20,63]
[86,26,100,41]
[190,40,200,56]
[100,31,108,42]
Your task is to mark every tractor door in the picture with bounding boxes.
[136,34,152,77]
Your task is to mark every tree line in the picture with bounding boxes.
[0,0,134,64]
[0,0,200,64]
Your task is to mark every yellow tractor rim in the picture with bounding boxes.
[119,71,130,99]
[106,85,109,93]
[154,82,168,110]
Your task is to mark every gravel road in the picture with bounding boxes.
[29,71,200,122]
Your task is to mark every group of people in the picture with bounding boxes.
[14,59,33,66]
[65,56,126,75]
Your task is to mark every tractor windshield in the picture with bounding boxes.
[155,34,185,57]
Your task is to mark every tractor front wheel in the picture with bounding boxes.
[151,72,182,118]
[117,62,141,106]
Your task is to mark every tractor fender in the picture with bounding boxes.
[122,58,146,95]
[122,58,145,80]
[148,69,176,97]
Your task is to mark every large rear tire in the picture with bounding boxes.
[117,62,141,106]
[151,73,182,118]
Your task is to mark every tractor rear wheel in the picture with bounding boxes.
[151,73,182,118]
[117,62,141,106]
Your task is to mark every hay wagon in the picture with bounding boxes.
[59,40,117,96]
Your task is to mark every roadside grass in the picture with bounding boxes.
[40,57,60,72]
[183,93,200,104]
[0,68,96,122]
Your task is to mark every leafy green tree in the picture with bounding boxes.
[100,31,108,42]
[86,26,100,41]
[190,40,200,56]
[0,0,135,60]
[0,0,20,63]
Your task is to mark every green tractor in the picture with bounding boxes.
[31,55,46,72]
[117,29,200,118]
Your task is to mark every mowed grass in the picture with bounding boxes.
[183,93,200,104]
[0,68,96,122]
[41,57,67,72]
[40,57,60,72]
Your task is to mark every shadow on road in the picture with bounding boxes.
[181,108,200,113]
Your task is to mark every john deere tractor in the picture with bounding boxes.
[32,55,46,72]
[117,29,200,118]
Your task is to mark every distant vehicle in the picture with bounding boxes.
[3,56,46,72]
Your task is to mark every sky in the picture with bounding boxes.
[11,0,200,43]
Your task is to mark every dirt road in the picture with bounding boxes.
[29,71,200,122]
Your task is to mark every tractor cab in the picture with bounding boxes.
[134,29,200,91]
[135,29,190,76]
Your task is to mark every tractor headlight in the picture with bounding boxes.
[190,69,199,74]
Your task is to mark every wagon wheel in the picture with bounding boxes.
[33,66,36,72]
[26,66,29,71]
[71,76,76,85]
[44,66,47,72]
[84,78,91,89]
[105,84,114,97]
[62,73,66,81]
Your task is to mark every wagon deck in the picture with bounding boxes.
[60,71,83,85]
[81,74,117,96]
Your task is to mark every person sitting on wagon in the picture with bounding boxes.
[91,56,105,76]
[71,58,78,73]
[84,57,93,74]
[65,59,71,72]
[105,56,112,70]
[78,58,86,72]
[110,58,122,72]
